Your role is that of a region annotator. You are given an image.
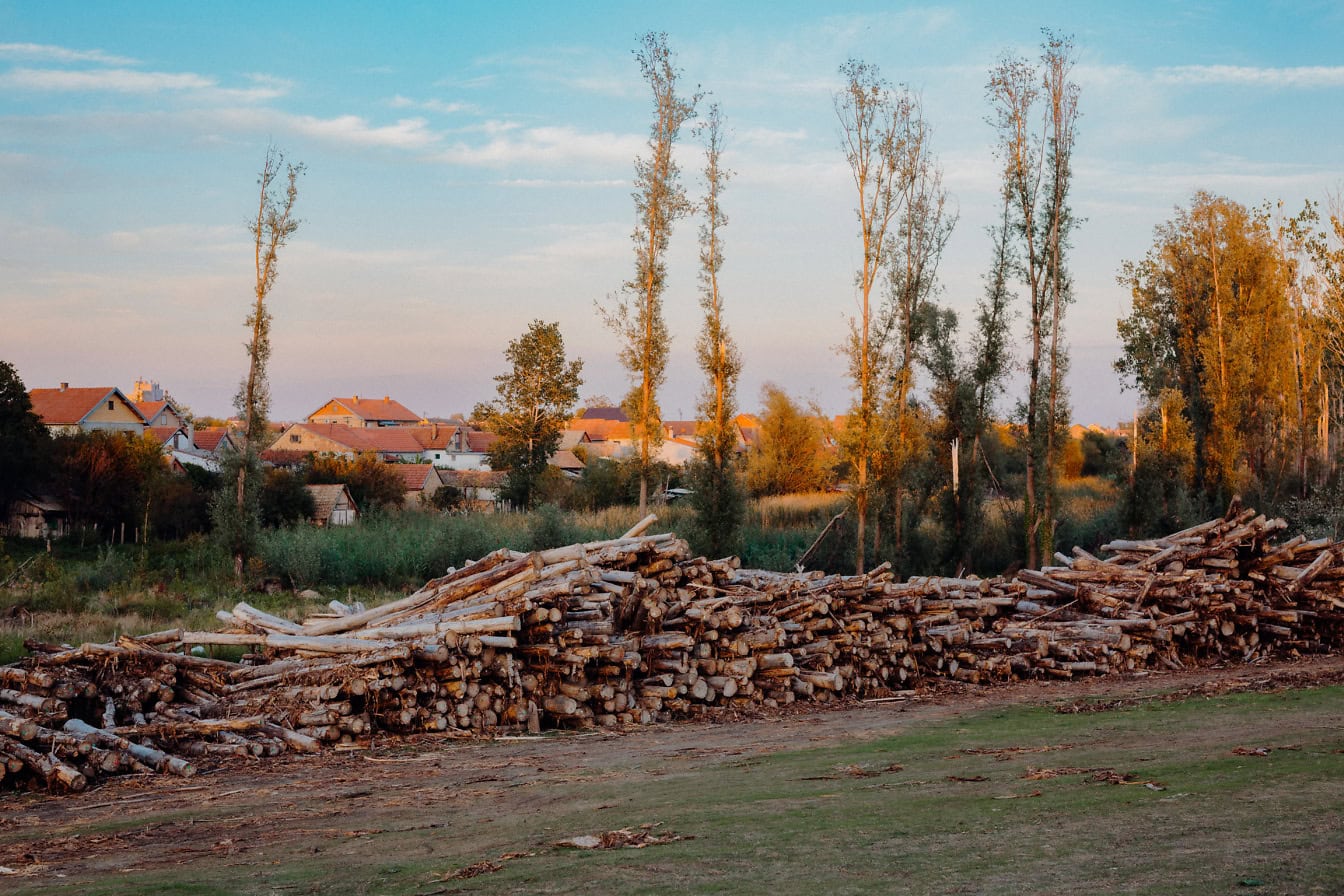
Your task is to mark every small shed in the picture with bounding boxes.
[304,484,359,527]
[4,495,70,539]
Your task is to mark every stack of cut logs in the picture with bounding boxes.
[3,507,1343,792]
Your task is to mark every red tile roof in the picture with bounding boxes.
[193,428,233,452]
[393,463,439,491]
[29,387,140,425]
[135,400,171,422]
[146,426,182,445]
[291,422,427,455]
[314,396,420,424]
[464,431,497,453]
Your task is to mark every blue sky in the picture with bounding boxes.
[3,1,1342,425]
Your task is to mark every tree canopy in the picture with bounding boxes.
[473,320,583,509]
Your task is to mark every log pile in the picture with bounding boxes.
[2,506,1342,792]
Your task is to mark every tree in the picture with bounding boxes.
[875,91,955,558]
[602,32,699,514]
[687,103,745,557]
[473,320,583,509]
[0,361,50,518]
[50,431,166,541]
[987,30,1080,568]
[306,453,404,514]
[260,468,315,528]
[219,145,303,578]
[1117,192,1309,506]
[834,59,914,573]
[745,385,834,497]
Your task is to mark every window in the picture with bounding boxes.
[289,434,301,443]
[107,400,115,411]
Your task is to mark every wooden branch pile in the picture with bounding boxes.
[3,506,1342,793]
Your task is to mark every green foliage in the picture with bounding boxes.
[527,503,575,550]
[260,468,315,527]
[685,455,745,558]
[744,384,834,497]
[49,430,169,539]
[1080,430,1128,479]
[690,102,746,560]
[1116,192,1315,507]
[306,453,403,514]
[0,360,51,515]
[473,320,583,509]
[210,444,263,563]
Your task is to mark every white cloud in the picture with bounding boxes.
[0,66,215,93]
[0,42,138,66]
[1154,65,1344,89]
[433,125,642,167]
[287,114,437,149]
[389,94,472,115]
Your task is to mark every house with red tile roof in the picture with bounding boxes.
[28,384,145,436]
[392,463,445,507]
[191,427,239,458]
[306,395,420,428]
[269,422,427,462]
[410,424,496,471]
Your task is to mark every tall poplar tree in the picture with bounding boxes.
[835,59,910,574]
[687,103,744,556]
[602,32,699,514]
[214,146,303,579]
[986,30,1080,568]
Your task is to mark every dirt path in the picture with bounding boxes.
[3,654,1342,889]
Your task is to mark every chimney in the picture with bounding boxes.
[352,394,359,402]
[59,382,68,391]
[383,395,390,402]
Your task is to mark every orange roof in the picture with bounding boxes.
[567,417,633,441]
[193,428,233,452]
[464,430,497,453]
[312,396,419,424]
[292,422,426,454]
[146,426,183,445]
[135,400,170,421]
[393,463,439,491]
[29,387,141,426]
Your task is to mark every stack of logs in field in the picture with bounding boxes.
[3,507,1342,792]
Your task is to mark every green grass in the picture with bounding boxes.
[4,684,1340,895]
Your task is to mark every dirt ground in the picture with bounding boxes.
[3,654,1343,891]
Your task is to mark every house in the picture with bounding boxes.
[567,407,635,459]
[306,395,420,428]
[548,449,586,477]
[28,384,146,436]
[269,422,427,463]
[393,463,445,507]
[437,470,505,508]
[192,427,239,459]
[130,379,190,435]
[304,484,359,526]
[410,424,496,471]
[3,494,69,539]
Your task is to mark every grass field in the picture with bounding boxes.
[3,670,1340,895]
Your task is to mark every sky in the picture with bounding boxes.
[3,1,1342,427]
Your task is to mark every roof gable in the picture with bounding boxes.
[29,386,142,426]
[309,396,419,424]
